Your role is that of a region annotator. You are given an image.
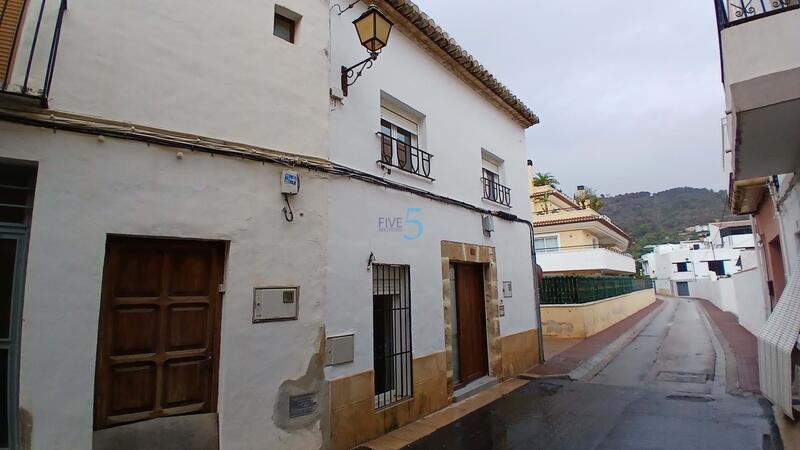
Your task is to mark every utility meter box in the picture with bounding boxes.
[253,287,299,322]
[281,170,299,195]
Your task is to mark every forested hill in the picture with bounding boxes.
[600,187,745,258]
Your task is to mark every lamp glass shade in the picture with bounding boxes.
[353,6,393,53]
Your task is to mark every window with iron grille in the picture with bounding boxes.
[372,264,412,409]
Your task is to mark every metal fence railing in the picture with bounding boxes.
[0,0,67,107]
[539,276,654,305]
[714,0,799,28]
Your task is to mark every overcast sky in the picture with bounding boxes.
[412,0,728,196]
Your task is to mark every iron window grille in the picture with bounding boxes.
[372,264,413,409]
[481,172,511,207]
[377,119,433,180]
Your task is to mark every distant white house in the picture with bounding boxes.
[640,221,756,297]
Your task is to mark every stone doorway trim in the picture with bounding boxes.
[440,241,501,400]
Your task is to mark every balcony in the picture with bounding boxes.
[376,131,434,180]
[0,0,67,107]
[481,177,511,207]
[714,0,800,179]
[536,246,636,275]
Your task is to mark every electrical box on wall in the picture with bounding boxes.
[253,287,299,322]
[325,333,355,366]
[281,170,299,195]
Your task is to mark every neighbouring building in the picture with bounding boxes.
[712,0,800,418]
[0,1,541,449]
[326,2,540,448]
[528,165,635,276]
[640,222,756,297]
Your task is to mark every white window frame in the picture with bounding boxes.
[534,234,560,253]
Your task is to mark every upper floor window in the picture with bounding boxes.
[377,97,432,180]
[534,236,559,253]
[481,151,510,207]
[274,5,301,43]
[675,262,689,272]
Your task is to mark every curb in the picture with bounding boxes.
[519,299,665,381]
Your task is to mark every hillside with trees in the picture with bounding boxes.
[600,187,745,258]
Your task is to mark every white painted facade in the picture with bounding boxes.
[326,1,536,379]
[1,1,333,449]
[0,1,540,449]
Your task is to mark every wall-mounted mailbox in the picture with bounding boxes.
[253,287,299,322]
[325,333,355,366]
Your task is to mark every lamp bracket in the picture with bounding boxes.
[332,0,361,15]
[341,53,378,96]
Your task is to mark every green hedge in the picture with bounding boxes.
[539,276,653,305]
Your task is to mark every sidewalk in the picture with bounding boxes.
[695,298,759,394]
[359,379,528,450]
[524,298,664,379]
[359,298,664,449]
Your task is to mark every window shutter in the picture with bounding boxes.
[380,107,418,135]
[0,0,26,84]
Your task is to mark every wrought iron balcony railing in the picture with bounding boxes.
[715,0,799,27]
[376,131,434,180]
[481,177,511,207]
[0,0,67,107]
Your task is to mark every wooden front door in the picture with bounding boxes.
[94,237,224,429]
[454,263,488,387]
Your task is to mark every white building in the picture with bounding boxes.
[325,2,540,448]
[640,228,755,297]
[0,1,541,449]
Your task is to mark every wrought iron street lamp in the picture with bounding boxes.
[341,5,393,96]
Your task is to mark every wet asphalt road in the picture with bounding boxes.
[408,297,779,449]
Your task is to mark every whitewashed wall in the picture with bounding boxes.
[328,4,529,212]
[11,0,331,159]
[325,179,535,379]
[326,3,536,381]
[693,267,769,335]
[0,124,329,450]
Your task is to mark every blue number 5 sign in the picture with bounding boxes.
[403,208,423,240]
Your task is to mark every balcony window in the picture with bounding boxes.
[481,152,510,207]
[378,104,432,179]
[675,262,689,273]
[534,236,559,253]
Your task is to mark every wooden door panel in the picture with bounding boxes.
[163,357,211,409]
[166,304,210,351]
[168,250,212,296]
[109,362,157,416]
[95,237,223,429]
[455,263,488,386]
[113,247,163,297]
[111,306,159,356]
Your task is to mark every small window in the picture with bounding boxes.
[0,163,36,226]
[707,260,726,276]
[372,264,412,409]
[274,6,300,43]
[675,262,689,272]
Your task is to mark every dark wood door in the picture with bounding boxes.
[94,237,224,429]
[454,263,488,387]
